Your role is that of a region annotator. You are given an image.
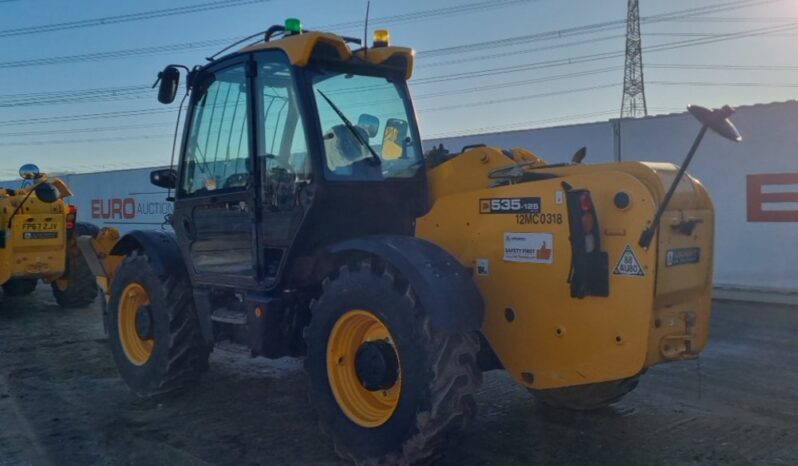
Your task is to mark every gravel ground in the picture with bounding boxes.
[1,286,796,465]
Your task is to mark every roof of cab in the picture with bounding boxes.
[238,31,415,80]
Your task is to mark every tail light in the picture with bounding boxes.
[66,204,77,231]
[565,187,608,298]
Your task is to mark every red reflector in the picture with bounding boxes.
[579,192,593,212]
[581,213,595,232]
[66,204,77,230]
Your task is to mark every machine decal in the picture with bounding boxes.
[666,247,700,267]
[613,244,645,276]
[476,258,489,276]
[555,191,564,205]
[480,197,540,214]
[515,213,563,225]
[503,233,553,264]
[23,231,57,240]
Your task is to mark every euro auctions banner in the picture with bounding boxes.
[59,167,173,234]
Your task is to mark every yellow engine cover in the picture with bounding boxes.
[416,147,713,389]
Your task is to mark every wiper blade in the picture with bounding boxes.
[316,89,381,166]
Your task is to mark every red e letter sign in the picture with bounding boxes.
[746,173,798,222]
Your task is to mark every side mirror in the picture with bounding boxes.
[156,66,180,104]
[151,168,177,189]
[19,163,40,180]
[34,183,59,203]
[687,105,742,142]
[357,113,380,138]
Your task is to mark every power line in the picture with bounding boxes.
[0,0,536,68]
[648,63,798,71]
[414,67,623,99]
[424,109,620,139]
[0,122,172,138]
[0,108,176,127]
[417,84,618,114]
[0,0,780,69]
[0,134,173,147]
[3,18,797,110]
[651,80,798,88]
[417,0,784,58]
[0,0,273,38]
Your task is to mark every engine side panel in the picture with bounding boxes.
[417,162,712,390]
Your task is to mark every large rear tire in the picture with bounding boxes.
[51,222,99,308]
[2,278,38,296]
[107,250,209,397]
[531,376,640,410]
[305,259,481,465]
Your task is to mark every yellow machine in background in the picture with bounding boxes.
[78,21,740,465]
[0,164,98,308]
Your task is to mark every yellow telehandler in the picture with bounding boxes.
[1,164,98,308]
[78,20,740,464]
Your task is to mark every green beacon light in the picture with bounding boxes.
[285,18,302,34]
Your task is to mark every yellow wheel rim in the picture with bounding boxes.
[118,282,154,366]
[326,309,402,428]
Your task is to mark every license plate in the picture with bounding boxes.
[666,247,700,267]
[22,222,58,232]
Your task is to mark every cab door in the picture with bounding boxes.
[173,57,259,287]
[253,51,316,286]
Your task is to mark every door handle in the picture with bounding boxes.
[183,217,196,240]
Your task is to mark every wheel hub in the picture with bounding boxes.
[355,339,399,391]
[134,304,154,340]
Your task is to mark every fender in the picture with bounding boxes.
[110,229,185,279]
[328,235,484,333]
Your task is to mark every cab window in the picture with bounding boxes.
[181,64,251,196]
[312,71,422,181]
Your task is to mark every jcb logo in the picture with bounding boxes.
[91,198,136,219]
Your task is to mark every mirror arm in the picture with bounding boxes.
[638,125,708,249]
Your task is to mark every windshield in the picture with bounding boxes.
[312,71,423,180]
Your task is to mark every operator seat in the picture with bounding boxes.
[324,125,370,175]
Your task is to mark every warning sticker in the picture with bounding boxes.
[613,245,645,276]
[666,247,700,267]
[503,233,553,264]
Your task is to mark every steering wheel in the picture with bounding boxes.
[222,173,248,189]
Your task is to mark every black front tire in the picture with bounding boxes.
[2,278,38,296]
[107,250,209,397]
[51,222,99,308]
[305,259,481,465]
[531,376,640,410]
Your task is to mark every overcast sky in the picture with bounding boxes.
[1,0,797,178]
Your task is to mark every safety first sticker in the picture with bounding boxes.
[613,244,645,276]
[503,233,553,264]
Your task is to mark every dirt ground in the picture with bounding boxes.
[1,286,796,466]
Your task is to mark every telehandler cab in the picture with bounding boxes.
[79,20,740,465]
[0,164,98,308]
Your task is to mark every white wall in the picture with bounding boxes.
[425,120,616,164]
[428,101,798,291]
[4,102,795,291]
